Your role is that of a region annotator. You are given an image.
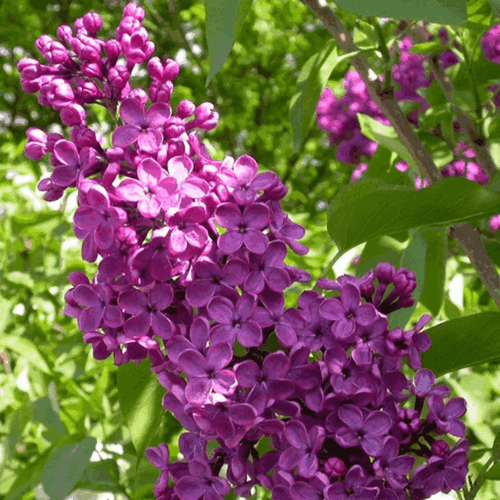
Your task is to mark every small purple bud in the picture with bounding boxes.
[376,262,395,283]
[109,65,130,90]
[83,12,103,36]
[105,40,122,65]
[17,58,42,79]
[432,440,451,458]
[60,104,86,126]
[57,25,73,44]
[163,58,180,81]
[81,62,103,79]
[147,56,164,81]
[124,2,145,21]
[128,88,148,106]
[325,457,347,478]
[177,99,196,118]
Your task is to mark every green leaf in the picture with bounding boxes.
[421,312,500,376]
[419,227,447,316]
[484,462,500,479]
[41,437,96,500]
[290,42,358,154]
[388,229,427,329]
[355,234,408,278]
[32,397,66,443]
[358,114,418,173]
[409,41,447,55]
[0,335,51,374]
[327,177,500,254]
[74,460,121,493]
[488,0,500,16]
[333,0,467,24]
[205,0,253,83]
[117,361,165,468]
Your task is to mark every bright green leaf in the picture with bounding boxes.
[117,361,165,468]
[409,41,447,55]
[205,0,253,83]
[356,234,408,278]
[421,312,500,376]
[290,42,358,154]
[333,0,467,25]
[358,114,418,173]
[419,227,447,316]
[327,177,500,254]
[41,437,96,500]
[0,335,51,374]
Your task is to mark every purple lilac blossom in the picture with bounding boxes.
[20,5,469,500]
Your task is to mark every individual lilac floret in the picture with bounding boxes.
[325,464,379,500]
[482,24,500,64]
[174,460,230,500]
[335,404,392,456]
[320,283,378,340]
[373,436,415,489]
[279,420,325,478]
[112,98,171,152]
[215,202,270,254]
[177,343,236,403]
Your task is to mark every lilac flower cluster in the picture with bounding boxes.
[20,5,468,500]
[317,26,500,232]
[316,29,458,167]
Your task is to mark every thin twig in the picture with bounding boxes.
[300,0,500,310]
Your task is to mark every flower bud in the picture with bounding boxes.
[60,104,86,126]
[124,2,145,21]
[177,99,196,119]
[108,65,130,90]
[57,25,73,44]
[83,12,103,36]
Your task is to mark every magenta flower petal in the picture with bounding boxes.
[52,166,78,186]
[207,297,234,324]
[178,349,207,377]
[147,101,171,126]
[112,125,141,147]
[237,321,262,347]
[74,207,101,230]
[118,289,148,314]
[285,420,308,448]
[218,231,244,254]
[149,283,173,310]
[123,312,150,337]
[186,280,216,307]
[207,343,232,371]
[215,203,242,229]
[53,139,79,167]
[73,285,101,307]
[119,98,145,125]
[339,404,364,429]
[185,377,211,404]
[151,312,172,339]
[243,229,268,254]
[138,128,162,152]
[94,223,114,249]
[243,203,269,229]
[79,307,102,332]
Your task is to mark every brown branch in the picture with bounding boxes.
[300,0,500,310]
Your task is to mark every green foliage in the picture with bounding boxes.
[204,0,253,83]
[421,313,500,375]
[327,177,500,253]
[333,0,468,25]
[117,361,165,468]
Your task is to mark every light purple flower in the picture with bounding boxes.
[112,98,171,152]
[215,202,270,254]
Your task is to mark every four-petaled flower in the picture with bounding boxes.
[112,97,171,152]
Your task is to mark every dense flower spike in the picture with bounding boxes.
[21,5,468,500]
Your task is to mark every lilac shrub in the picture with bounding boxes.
[19,4,468,500]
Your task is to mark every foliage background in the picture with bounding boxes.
[1,0,500,499]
